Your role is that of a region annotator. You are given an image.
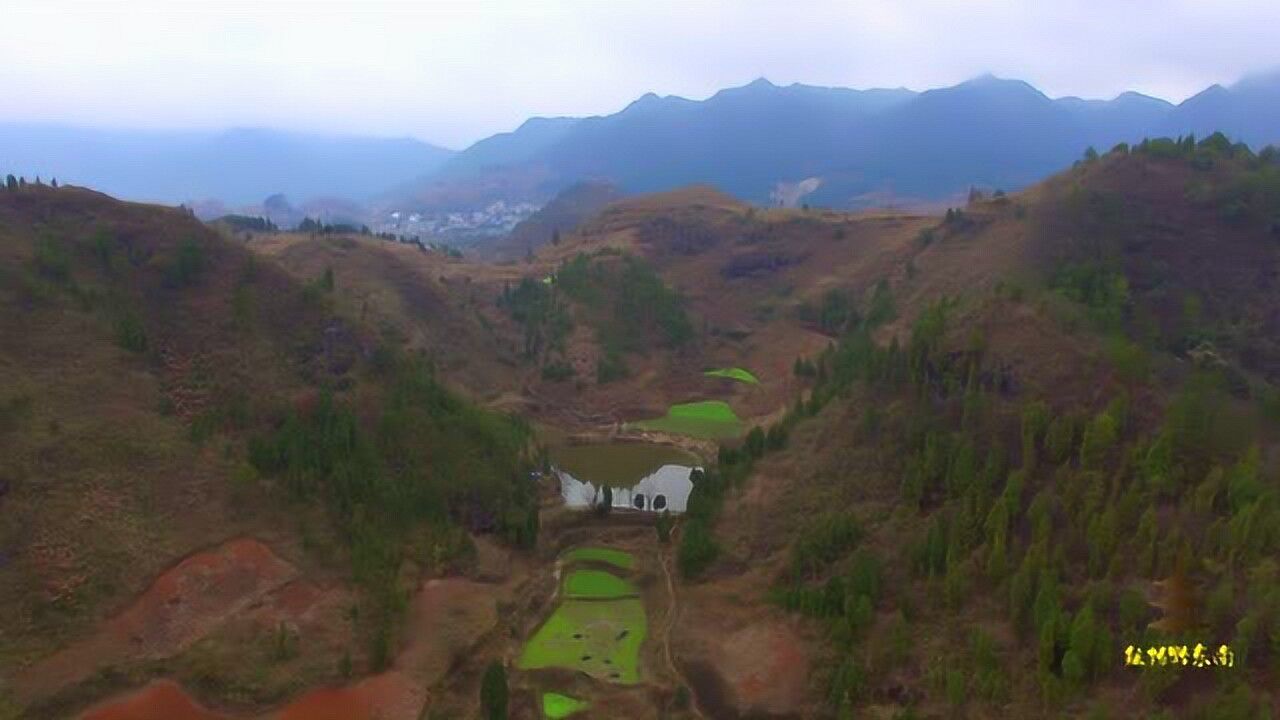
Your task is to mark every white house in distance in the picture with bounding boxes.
[557,464,698,513]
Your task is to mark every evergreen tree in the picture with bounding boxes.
[480,661,508,719]
[4,174,15,190]
[1021,400,1049,470]
[655,510,672,543]
[596,485,613,517]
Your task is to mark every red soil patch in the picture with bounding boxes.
[275,672,424,720]
[18,537,298,701]
[73,577,499,720]
[81,680,228,720]
[109,537,298,654]
[715,621,810,714]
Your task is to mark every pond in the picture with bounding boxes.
[549,441,701,513]
[548,442,699,488]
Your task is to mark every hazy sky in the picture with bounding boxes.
[3,0,1278,149]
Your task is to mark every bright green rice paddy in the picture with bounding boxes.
[630,399,744,439]
[542,692,590,718]
[560,546,635,570]
[563,569,637,599]
[703,366,760,384]
[518,597,647,683]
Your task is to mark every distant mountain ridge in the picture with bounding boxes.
[0,124,454,207]
[399,71,1280,211]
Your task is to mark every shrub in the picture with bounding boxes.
[114,311,148,353]
[791,514,862,579]
[33,236,70,282]
[541,360,574,382]
[165,237,206,287]
[655,510,673,543]
[596,351,629,384]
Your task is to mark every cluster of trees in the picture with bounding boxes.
[677,467,724,578]
[555,251,694,352]
[297,217,369,235]
[796,280,895,338]
[217,214,278,232]
[1105,134,1280,232]
[248,350,537,666]
[503,251,695,385]
[4,174,58,190]
[679,406,796,580]
[763,236,1280,715]
[499,277,572,363]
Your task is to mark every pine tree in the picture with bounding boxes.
[480,661,508,719]
[655,510,672,543]
[597,485,613,516]
[1021,400,1049,470]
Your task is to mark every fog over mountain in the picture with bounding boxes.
[0,124,453,207]
[4,71,1278,221]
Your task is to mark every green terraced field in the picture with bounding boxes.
[703,366,760,384]
[560,546,635,570]
[542,692,590,719]
[519,597,647,683]
[563,569,637,599]
[630,400,744,439]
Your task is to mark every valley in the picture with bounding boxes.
[2,135,1279,720]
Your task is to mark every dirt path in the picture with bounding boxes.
[658,525,706,720]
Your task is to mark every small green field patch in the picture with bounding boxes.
[561,547,635,570]
[542,692,590,719]
[564,569,636,599]
[630,400,744,439]
[519,597,647,683]
[704,367,760,384]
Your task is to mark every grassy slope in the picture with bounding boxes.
[0,185,352,712]
[0,185,534,718]
[246,186,931,435]
[684,145,1280,719]
[247,231,521,400]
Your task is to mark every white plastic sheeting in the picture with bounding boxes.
[557,463,698,513]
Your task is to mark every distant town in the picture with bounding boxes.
[374,199,541,244]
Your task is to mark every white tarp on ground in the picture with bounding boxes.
[557,464,698,513]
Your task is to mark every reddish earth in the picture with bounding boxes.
[80,680,228,720]
[107,537,299,654]
[18,537,299,701]
[715,621,810,715]
[275,672,424,720]
[76,577,501,720]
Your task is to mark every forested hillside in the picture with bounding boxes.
[675,137,1280,719]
